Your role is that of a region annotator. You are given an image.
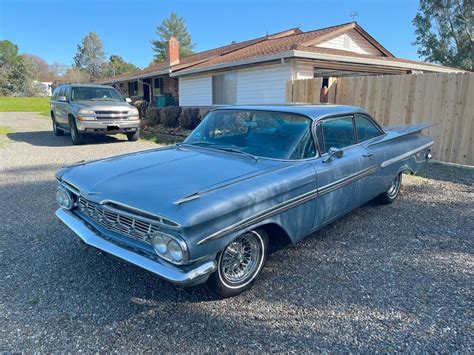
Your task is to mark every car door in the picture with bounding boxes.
[311,115,377,230]
[53,86,67,127]
[353,113,388,197]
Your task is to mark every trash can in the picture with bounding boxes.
[155,94,176,107]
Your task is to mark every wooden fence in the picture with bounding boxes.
[286,73,474,165]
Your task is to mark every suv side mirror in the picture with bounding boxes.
[58,96,67,102]
[125,98,132,103]
[323,147,344,163]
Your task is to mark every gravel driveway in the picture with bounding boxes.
[1,112,473,352]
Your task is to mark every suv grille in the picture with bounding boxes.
[78,197,157,244]
[95,110,129,115]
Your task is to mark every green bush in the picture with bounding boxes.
[160,106,182,127]
[144,107,160,125]
[178,107,201,129]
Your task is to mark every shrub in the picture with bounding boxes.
[133,100,149,118]
[145,107,160,125]
[199,108,211,120]
[178,107,201,129]
[160,106,182,127]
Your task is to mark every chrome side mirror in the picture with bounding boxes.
[323,147,344,163]
[125,98,132,103]
[58,95,67,102]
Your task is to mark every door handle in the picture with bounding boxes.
[362,152,373,158]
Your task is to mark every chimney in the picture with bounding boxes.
[166,37,180,66]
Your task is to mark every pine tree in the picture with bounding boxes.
[151,12,195,63]
[73,32,106,80]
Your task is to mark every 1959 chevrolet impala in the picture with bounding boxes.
[55,105,433,297]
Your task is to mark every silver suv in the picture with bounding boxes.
[50,84,140,145]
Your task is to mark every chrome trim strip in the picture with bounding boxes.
[381,142,433,168]
[197,166,376,245]
[56,208,216,285]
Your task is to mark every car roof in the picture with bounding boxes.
[58,84,115,89]
[211,104,368,121]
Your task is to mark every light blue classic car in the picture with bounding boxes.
[55,105,433,297]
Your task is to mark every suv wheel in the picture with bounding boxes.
[69,117,84,145]
[52,118,64,136]
[126,130,139,142]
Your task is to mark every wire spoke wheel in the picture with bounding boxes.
[219,233,262,285]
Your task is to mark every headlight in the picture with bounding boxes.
[168,239,183,262]
[56,187,74,210]
[153,234,168,254]
[129,108,139,116]
[77,109,96,121]
[78,109,95,115]
[152,232,187,264]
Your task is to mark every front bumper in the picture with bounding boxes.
[76,119,140,134]
[56,208,216,286]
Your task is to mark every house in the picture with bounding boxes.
[100,22,462,107]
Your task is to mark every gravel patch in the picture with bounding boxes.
[1,112,473,352]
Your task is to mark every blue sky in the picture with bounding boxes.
[0,0,421,68]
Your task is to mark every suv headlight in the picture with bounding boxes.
[77,109,96,121]
[129,108,139,116]
[152,232,188,264]
[56,187,74,210]
[78,109,95,115]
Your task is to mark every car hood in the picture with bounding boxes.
[71,100,133,111]
[58,145,286,223]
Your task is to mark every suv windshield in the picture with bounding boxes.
[184,110,316,160]
[71,87,123,102]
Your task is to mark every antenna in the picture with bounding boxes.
[350,11,358,22]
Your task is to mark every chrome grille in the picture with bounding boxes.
[78,197,157,244]
[95,110,128,115]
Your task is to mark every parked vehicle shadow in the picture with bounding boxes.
[7,130,126,147]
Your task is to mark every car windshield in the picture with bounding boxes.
[184,110,316,160]
[71,87,123,102]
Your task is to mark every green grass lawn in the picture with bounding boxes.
[0,97,50,117]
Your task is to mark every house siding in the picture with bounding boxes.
[316,29,384,56]
[178,63,292,106]
[179,75,213,106]
[293,62,314,80]
[236,64,292,104]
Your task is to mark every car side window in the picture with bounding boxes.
[58,86,66,98]
[52,87,59,100]
[64,86,71,101]
[354,114,383,142]
[316,116,356,154]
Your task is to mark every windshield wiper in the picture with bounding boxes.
[214,146,259,161]
[185,141,217,146]
[181,142,258,160]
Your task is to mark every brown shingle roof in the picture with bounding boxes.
[101,22,458,82]
[101,23,358,83]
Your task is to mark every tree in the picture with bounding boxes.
[105,55,138,78]
[0,40,19,65]
[151,12,195,62]
[1,55,39,96]
[62,67,91,84]
[73,32,106,80]
[23,54,56,81]
[413,0,472,71]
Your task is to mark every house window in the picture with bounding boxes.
[153,77,164,95]
[128,81,139,97]
[212,72,237,105]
